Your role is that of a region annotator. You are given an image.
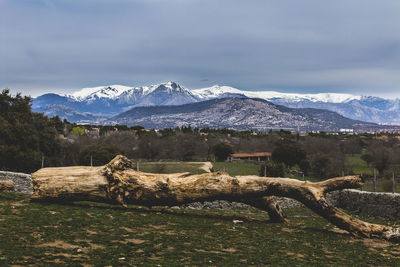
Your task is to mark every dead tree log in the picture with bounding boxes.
[0,180,14,191]
[31,155,399,242]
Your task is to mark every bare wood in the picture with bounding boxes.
[31,155,400,242]
[0,180,14,191]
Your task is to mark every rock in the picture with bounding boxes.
[0,171,33,194]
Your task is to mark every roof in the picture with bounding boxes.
[230,152,271,158]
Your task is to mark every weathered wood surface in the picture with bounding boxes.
[0,180,14,191]
[31,155,400,242]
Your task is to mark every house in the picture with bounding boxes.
[228,152,272,162]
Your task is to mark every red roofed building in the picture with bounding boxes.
[228,152,271,162]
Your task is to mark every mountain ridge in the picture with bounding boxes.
[31,81,400,125]
[112,97,379,131]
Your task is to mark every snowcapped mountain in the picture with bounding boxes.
[71,85,133,100]
[32,82,199,121]
[192,85,361,103]
[192,85,248,100]
[31,81,400,124]
[192,85,400,123]
[70,82,198,105]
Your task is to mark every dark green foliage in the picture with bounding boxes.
[0,90,62,172]
[311,153,333,179]
[212,143,234,162]
[50,116,65,134]
[259,161,285,177]
[370,145,391,175]
[272,140,306,168]
[78,144,123,166]
[361,153,373,167]
[299,159,311,176]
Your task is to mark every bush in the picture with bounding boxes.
[299,159,311,176]
[78,144,123,166]
[259,161,285,177]
[311,153,333,179]
[272,140,306,168]
[212,143,234,162]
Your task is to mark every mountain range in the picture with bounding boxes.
[31,82,400,130]
[112,97,378,131]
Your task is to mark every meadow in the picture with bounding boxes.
[0,192,399,266]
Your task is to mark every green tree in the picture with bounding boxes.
[360,153,373,167]
[311,153,333,179]
[299,159,311,176]
[212,143,233,162]
[272,140,306,168]
[371,146,391,175]
[71,126,85,136]
[0,89,62,172]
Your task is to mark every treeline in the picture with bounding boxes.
[2,89,400,180]
[0,90,65,172]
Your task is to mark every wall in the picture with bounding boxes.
[332,189,400,220]
[277,189,400,220]
[0,171,33,194]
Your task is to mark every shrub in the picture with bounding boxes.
[299,159,311,176]
[78,144,123,166]
[259,161,285,177]
[311,153,333,179]
[272,140,306,168]
[212,143,234,162]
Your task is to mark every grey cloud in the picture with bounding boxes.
[1,0,400,97]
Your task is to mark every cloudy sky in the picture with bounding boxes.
[1,0,400,97]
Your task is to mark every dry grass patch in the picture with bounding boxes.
[121,238,147,245]
[36,240,79,249]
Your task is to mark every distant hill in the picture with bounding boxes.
[112,97,380,131]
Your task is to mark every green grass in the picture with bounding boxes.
[212,161,260,176]
[0,192,399,266]
[346,154,373,176]
[346,154,400,193]
[138,162,208,174]
[361,179,400,194]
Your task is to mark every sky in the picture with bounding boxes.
[1,0,400,98]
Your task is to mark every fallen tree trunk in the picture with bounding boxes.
[0,180,14,191]
[31,155,399,242]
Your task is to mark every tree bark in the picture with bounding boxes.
[31,155,399,242]
[0,180,14,191]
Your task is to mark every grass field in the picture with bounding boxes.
[212,161,260,176]
[346,154,374,176]
[0,192,399,266]
[346,154,400,193]
[137,162,208,175]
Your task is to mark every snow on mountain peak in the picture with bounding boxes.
[71,85,132,100]
[192,85,244,99]
[249,91,361,103]
[69,82,361,104]
[192,85,361,103]
[70,82,191,101]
